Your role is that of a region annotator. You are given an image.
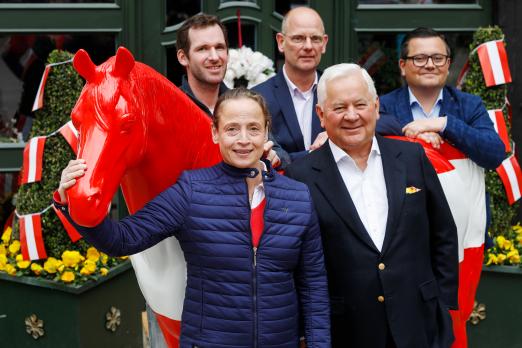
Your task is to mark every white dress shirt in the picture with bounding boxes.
[282,65,317,150]
[329,138,389,251]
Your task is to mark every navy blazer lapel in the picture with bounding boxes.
[273,70,305,150]
[312,144,380,252]
[440,86,460,118]
[378,136,406,256]
[396,86,415,127]
[311,88,323,141]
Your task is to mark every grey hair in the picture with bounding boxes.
[317,63,377,108]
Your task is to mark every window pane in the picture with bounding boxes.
[166,0,201,27]
[166,46,184,87]
[358,0,477,4]
[224,20,256,49]
[0,33,115,141]
[357,32,472,94]
[275,0,309,16]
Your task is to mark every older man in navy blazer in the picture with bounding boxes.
[286,63,458,347]
[254,7,328,164]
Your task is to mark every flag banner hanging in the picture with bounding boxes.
[21,136,46,184]
[359,46,387,76]
[19,213,47,261]
[497,154,522,205]
[477,40,512,87]
[487,109,511,152]
[59,121,79,155]
[53,204,83,242]
[32,65,52,111]
[456,59,469,90]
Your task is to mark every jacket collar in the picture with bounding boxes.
[180,75,229,117]
[219,158,275,182]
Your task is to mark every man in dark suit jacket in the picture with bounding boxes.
[254,7,328,163]
[286,63,459,348]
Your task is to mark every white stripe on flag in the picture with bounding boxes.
[25,216,39,260]
[487,110,499,132]
[505,158,521,202]
[486,41,506,85]
[67,121,79,138]
[363,50,384,70]
[28,137,39,182]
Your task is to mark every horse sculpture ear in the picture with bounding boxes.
[73,49,97,83]
[113,46,135,78]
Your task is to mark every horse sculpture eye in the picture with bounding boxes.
[120,113,136,133]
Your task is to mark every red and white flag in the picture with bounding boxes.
[59,121,79,155]
[477,40,512,87]
[32,65,52,111]
[496,154,522,205]
[359,46,387,76]
[456,60,470,90]
[19,213,47,261]
[53,204,82,242]
[21,136,46,184]
[488,109,511,152]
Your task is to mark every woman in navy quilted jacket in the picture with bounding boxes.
[56,88,331,348]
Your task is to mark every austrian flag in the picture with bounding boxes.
[59,121,79,155]
[477,40,512,87]
[19,213,47,261]
[32,65,52,111]
[497,154,522,205]
[22,137,46,184]
[487,109,511,152]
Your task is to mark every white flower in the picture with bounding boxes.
[224,46,276,88]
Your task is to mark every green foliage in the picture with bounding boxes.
[15,50,89,257]
[461,26,517,237]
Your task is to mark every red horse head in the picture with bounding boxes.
[67,47,221,226]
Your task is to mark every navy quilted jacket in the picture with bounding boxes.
[63,162,330,347]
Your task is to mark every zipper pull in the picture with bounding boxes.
[253,247,257,267]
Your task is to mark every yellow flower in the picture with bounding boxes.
[8,240,20,256]
[486,253,498,266]
[80,259,97,275]
[100,267,109,276]
[497,253,507,264]
[44,257,60,274]
[120,256,128,260]
[516,235,522,244]
[0,254,7,270]
[5,263,16,275]
[510,253,521,264]
[15,254,31,269]
[31,263,43,275]
[1,227,12,245]
[513,223,522,234]
[496,236,506,249]
[61,250,84,268]
[60,271,75,283]
[100,253,108,265]
[0,245,6,255]
[86,247,100,262]
[503,239,513,251]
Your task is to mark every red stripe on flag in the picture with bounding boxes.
[488,109,511,152]
[477,43,495,87]
[497,155,522,205]
[21,137,46,184]
[32,65,52,111]
[19,214,47,261]
[19,216,30,260]
[154,311,181,348]
[496,41,512,84]
[53,205,83,242]
[60,121,79,155]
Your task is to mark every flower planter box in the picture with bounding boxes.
[468,265,522,347]
[0,261,145,347]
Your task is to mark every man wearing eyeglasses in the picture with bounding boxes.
[377,27,505,348]
[253,7,328,164]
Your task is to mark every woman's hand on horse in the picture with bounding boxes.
[263,141,281,168]
[58,159,87,202]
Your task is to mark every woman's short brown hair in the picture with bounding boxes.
[213,88,272,131]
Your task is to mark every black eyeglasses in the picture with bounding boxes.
[405,54,449,67]
[283,34,325,45]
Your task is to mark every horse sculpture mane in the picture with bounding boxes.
[68,47,222,347]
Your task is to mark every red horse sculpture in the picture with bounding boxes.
[68,47,222,347]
